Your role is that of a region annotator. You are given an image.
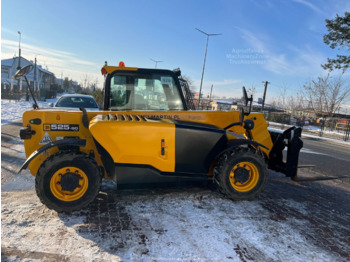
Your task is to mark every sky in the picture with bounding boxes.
[1,0,350,102]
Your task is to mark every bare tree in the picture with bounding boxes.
[181,75,196,93]
[303,74,350,117]
[271,85,288,109]
[285,92,306,116]
[270,85,307,116]
[247,85,256,98]
[278,85,288,109]
[81,74,91,89]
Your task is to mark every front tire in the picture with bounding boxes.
[215,147,268,200]
[35,151,101,212]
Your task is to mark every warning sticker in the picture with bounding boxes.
[39,132,53,145]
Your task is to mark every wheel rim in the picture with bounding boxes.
[50,166,89,202]
[229,161,259,192]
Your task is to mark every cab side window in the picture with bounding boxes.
[160,76,184,110]
[110,76,131,109]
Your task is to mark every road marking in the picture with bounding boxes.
[300,148,329,156]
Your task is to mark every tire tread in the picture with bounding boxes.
[35,151,101,212]
[215,147,268,200]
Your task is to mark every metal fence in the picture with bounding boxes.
[1,84,56,101]
[264,112,350,142]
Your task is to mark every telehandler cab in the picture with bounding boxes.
[18,62,303,212]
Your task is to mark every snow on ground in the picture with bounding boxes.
[301,132,350,145]
[268,122,350,145]
[1,179,340,262]
[269,121,327,132]
[116,189,334,262]
[1,96,59,125]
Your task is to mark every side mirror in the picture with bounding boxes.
[242,86,253,115]
[15,65,39,109]
[15,65,33,80]
[243,86,249,106]
[48,102,53,107]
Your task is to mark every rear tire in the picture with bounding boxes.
[215,147,268,200]
[35,151,101,212]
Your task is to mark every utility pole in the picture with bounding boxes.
[34,57,37,99]
[150,58,163,69]
[208,84,214,109]
[209,84,213,101]
[196,28,221,108]
[261,81,270,112]
[209,84,213,100]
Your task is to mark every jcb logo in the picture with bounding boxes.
[43,124,79,132]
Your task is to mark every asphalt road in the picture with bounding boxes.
[299,136,350,182]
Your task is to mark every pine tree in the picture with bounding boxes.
[322,12,350,72]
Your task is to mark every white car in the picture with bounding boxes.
[49,94,99,111]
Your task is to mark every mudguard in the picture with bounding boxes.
[18,138,86,173]
[225,139,269,151]
[215,139,269,159]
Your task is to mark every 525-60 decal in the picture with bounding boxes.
[43,124,79,132]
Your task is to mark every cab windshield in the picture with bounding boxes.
[109,73,184,111]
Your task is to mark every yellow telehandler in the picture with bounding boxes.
[18,62,303,212]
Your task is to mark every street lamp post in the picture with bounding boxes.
[17,31,21,70]
[196,28,221,108]
[34,55,40,99]
[150,58,163,69]
[17,31,22,101]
